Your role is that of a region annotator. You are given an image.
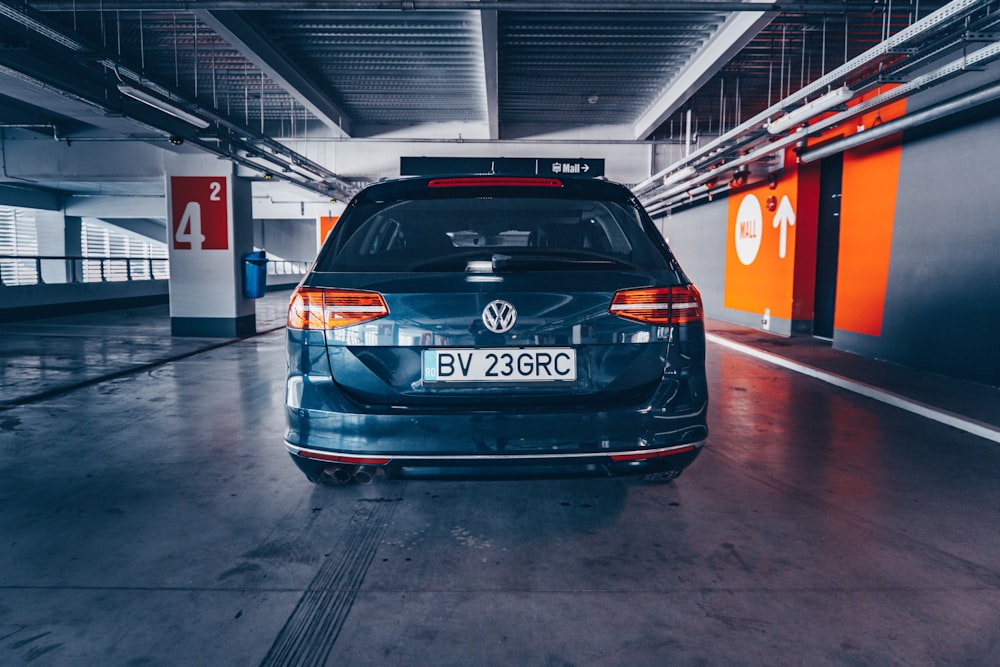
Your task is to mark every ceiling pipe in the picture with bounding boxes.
[799,79,1000,164]
[645,79,1000,213]
[117,84,211,129]
[0,123,60,140]
[640,38,1000,207]
[634,0,988,195]
[765,85,854,135]
[115,77,356,197]
[640,48,1000,210]
[661,166,697,187]
[0,0,355,200]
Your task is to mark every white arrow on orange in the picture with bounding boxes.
[772,195,796,258]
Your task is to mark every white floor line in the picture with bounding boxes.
[706,333,1000,445]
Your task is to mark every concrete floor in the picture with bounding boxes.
[1,291,999,666]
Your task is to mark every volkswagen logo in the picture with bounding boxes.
[482,300,517,334]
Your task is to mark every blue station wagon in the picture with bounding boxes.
[284,175,708,484]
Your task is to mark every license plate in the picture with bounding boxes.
[423,348,576,383]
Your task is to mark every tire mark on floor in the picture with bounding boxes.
[260,497,399,667]
[0,325,286,411]
[705,447,1000,590]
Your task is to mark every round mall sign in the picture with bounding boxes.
[734,194,763,265]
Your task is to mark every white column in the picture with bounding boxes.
[165,160,256,337]
[34,211,69,284]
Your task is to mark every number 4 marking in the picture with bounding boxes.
[175,201,206,250]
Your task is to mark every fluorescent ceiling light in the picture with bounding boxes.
[766,85,854,135]
[662,166,696,187]
[117,84,210,129]
[288,161,324,181]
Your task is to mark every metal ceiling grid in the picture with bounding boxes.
[251,10,486,128]
[0,0,990,201]
[10,2,755,139]
[498,12,727,128]
[40,9,307,132]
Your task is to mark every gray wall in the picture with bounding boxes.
[653,96,1000,387]
[254,219,317,261]
[656,199,727,316]
[836,102,1000,386]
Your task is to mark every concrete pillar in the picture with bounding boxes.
[64,216,83,283]
[165,163,256,337]
[34,211,67,284]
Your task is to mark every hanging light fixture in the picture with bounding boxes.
[766,85,854,135]
[662,166,696,187]
[117,84,210,129]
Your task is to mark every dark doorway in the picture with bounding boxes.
[813,153,843,339]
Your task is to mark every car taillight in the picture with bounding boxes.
[609,286,703,326]
[287,287,389,330]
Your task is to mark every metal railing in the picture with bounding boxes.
[0,254,311,287]
[0,254,169,287]
[266,258,311,276]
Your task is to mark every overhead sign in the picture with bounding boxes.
[169,176,229,250]
[400,156,605,178]
[538,160,604,177]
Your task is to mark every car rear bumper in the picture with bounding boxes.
[286,440,703,480]
[285,401,707,454]
[285,400,707,479]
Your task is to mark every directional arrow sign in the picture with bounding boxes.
[542,159,605,177]
[772,195,796,259]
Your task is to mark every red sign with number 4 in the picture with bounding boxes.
[170,176,229,250]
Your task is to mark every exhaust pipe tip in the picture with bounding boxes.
[352,465,375,485]
[323,465,354,485]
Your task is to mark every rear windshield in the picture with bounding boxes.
[317,196,670,272]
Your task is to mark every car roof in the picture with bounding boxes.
[350,174,639,205]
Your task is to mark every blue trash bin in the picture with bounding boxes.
[243,251,268,299]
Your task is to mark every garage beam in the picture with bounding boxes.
[65,196,166,219]
[480,9,500,140]
[631,6,777,140]
[28,1,927,13]
[194,10,353,138]
[0,184,61,211]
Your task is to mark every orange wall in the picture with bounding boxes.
[723,91,905,334]
[833,96,907,337]
[319,215,339,246]
[835,142,903,336]
[724,151,809,322]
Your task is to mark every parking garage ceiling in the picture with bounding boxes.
[0,0,958,197]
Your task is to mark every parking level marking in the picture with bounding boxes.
[706,333,1000,445]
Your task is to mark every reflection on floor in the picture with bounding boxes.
[1,292,998,665]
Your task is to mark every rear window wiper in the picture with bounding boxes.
[407,250,639,272]
[408,250,491,272]
[490,252,637,272]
